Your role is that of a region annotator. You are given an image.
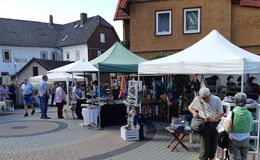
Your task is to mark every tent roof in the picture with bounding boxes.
[48,59,99,73]
[138,30,260,75]
[90,42,147,72]
[29,72,84,82]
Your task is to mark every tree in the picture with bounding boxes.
[120,41,130,49]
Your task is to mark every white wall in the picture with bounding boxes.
[62,44,88,61]
[0,45,61,75]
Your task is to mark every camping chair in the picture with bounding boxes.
[64,101,77,119]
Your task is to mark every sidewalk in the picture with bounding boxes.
[0,108,258,160]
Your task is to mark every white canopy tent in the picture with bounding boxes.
[49,59,99,73]
[138,30,260,91]
[48,59,101,127]
[48,59,100,99]
[29,72,84,82]
[29,72,84,104]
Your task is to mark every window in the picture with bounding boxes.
[40,51,48,60]
[183,8,201,34]
[2,49,11,62]
[155,10,172,36]
[97,51,102,57]
[66,53,70,61]
[1,72,8,76]
[75,51,80,60]
[100,33,105,43]
[33,67,38,76]
[51,52,57,60]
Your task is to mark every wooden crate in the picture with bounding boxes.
[120,126,139,141]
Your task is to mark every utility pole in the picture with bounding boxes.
[13,52,18,85]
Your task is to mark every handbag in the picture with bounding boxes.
[190,97,207,132]
[217,130,229,149]
[191,117,205,132]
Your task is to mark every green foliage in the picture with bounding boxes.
[120,41,130,49]
[150,52,170,60]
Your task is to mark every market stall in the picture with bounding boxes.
[139,29,260,91]
[48,59,101,127]
[138,29,260,159]
[89,42,147,130]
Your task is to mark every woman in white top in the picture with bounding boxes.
[55,83,66,118]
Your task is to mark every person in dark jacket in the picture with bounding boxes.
[179,85,193,124]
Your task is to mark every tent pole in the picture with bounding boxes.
[84,71,87,99]
[241,74,244,92]
[66,78,70,104]
[137,74,140,112]
[98,71,101,129]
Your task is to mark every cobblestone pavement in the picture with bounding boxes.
[0,108,257,160]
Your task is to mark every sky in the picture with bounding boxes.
[0,0,123,40]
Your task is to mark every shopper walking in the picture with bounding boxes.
[188,87,223,160]
[55,82,66,119]
[38,75,50,119]
[224,92,253,160]
[21,79,35,116]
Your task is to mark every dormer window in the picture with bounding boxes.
[2,49,11,62]
[62,35,69,41]
[100,33,105,43]
[73,24,79,29]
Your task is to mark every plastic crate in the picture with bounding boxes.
[121,126,139,141]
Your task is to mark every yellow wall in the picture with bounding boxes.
[231,3,260,47]
[129,0,231,58]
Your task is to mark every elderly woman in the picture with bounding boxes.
[55,83,66,119]
[0,83,9,100]
[224,92,253,160]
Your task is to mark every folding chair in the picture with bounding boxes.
[64,101,77,119]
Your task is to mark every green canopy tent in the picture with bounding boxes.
[90,42,147,73]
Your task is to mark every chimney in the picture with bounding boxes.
[49,15,54,27]
[80,13,87,25]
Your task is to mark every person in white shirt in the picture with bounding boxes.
[189,87,223,160]
[55,83,66,119]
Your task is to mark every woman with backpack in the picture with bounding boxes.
[224,92,253,160]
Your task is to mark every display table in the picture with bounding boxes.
[82,107,100,126]
[100,103,127,128]
[141,100,168,121]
